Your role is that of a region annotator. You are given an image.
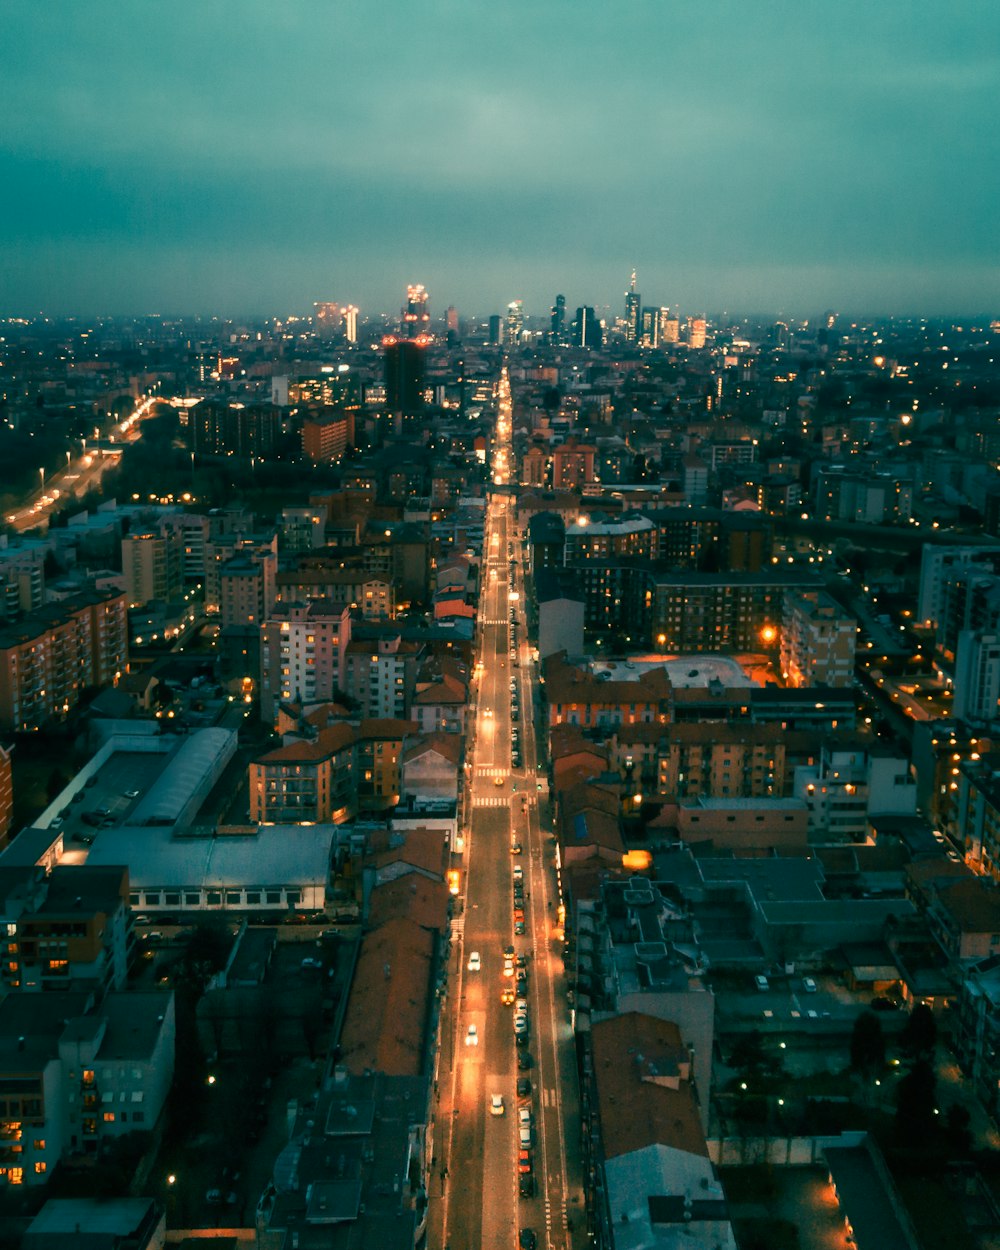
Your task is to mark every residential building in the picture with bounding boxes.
[0,865,131,997]
[0,745,11,851]
[781,589,857,688]
[121,528,184,608]
[0,591,128,732]
[259,600,351,724]
[0,989,175,1186]
[249,723,356,824]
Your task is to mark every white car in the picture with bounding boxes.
[490,1094,505,1117]
[515,998,528,1014]
[802,977,817,993]
[513,866,523,880]
[465,1024,479,1047]
[503,959,514,978]
[754,975,770,993]
[467,951,481,973]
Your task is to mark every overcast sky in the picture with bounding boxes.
[2,1,998,320]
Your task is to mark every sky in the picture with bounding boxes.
[2,1,999,320]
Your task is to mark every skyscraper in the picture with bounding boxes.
[640,307,659,349]
[573,307,602,349]
[343,304,359,344]
[314,301,341,339]
[624,270,640,343]
[550,294,566,343]
[488,315,504,345]
[384,337,425,411]
[403,284,430,339]
[506,300,524,348]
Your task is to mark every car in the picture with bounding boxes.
[516,971,528,990]
[99,816,116,828]
[518,1106,532,1126]
[301,957,323,970]
[75,832,95,845]
[467,951,481,972]
[510,842,522,855]
[511,708,519,722]
[513,908,524,923]
[513,865,523,880]
[483,707,493,718]
[58,806,71,819]
[501,986,515,1005]
[71,792,84,803]
[802,977,817,993]
[514,1015,528,1035]
[519,1173,535,1198]
[515,998,528,1014]
[517,1149,532,1174]
[85,777,98,788]
[504,945,515,957]
[489,1093,505,1117]
[124,788,140,799]
[503,958,514,978]
[754,975,770,992]
[519,1125,533,1148]
[494,776,505,787]
[465,1024,479,1046]
[517,1077,531,1098]
[82,812,102,827]
[519,1229,537,1250]
[514,921,526,935]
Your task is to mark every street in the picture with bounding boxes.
[430,370,583,1250]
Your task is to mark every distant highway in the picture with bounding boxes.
[4,393,161,532]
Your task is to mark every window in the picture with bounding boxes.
[206,892,222,906]
[226,892,241,906]
[33,1140,44,1150]
[185,893,201,906]
[9,1168,22,1185]
[34,1162,46,1174]
[103,1112,115,1123]
[246,891,261,905]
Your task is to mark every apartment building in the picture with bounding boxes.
[259,600,352,725]
[0,591,127,732]
[0,990,175,1187]
[249,722,356,824]
[121,528,184,607]
[343,634,420,721]
[780,589,857,688]
[0,746,11,851]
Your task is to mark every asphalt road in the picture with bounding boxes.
[432,371,583,1250]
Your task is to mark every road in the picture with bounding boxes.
[4,392,160,531]
[431,369,583,1250]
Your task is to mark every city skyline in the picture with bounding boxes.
[2,1,999,318]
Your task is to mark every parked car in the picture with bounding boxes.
[754,975,770,992]
[517,1077,531,1098]
[519,1173,535,1198]
[301,957,323,970]
[802,977,817,993]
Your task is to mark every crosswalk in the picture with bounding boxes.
[473,796,508,807]
[450,916,464,938]
[477,766,506,778]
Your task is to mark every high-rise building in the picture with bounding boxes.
[488,315,504,346]
[640,307,659,349]
[506,300,524,348]
[0,744,11,851]
[446,305,459,335]
[624,270,641,343]
[688,317,707,349]
[121,529,184,608]
[573,307,602,349]
[551,294,566,343]
[403,284,430,339]
[343,304,359,344]
[190,402,282,460]
[661,310,679,343]
[314,302,341,339]
[384,338,426,412]
[780,590,857,688]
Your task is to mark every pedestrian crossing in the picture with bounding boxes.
[473,795,508,807]
[477,766,506,778]
[450,916,464,937]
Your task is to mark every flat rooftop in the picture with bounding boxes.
[588,655,758,688]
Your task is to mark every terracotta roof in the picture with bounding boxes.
[357,718,419,740]
[591,1012,707,1160]
[339,916,434,1076]
[550,723,608,765]
[402,732,463,766]
[255,722,355,764]
[412,674,466,706]
[368,874,450,934]
[936,877,1000,933]
[369,826,448,880]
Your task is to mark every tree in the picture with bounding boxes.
[850,1010,885,1075]
[895,1057,937,1141]
[900,1003,937,1060]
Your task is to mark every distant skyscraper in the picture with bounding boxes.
[403,284,430,339]
[573,307,602,349]
[488,314,504,346]
[688,317,707,349]
[624,270,641,343]
[661,309,680,343]
[343,305,359,344]
[446,305,459,334]
[314,301,341,339]
[640,307,659,348]
[550,294,566,343]
[506,300,524,348]
[384,338,425,411]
